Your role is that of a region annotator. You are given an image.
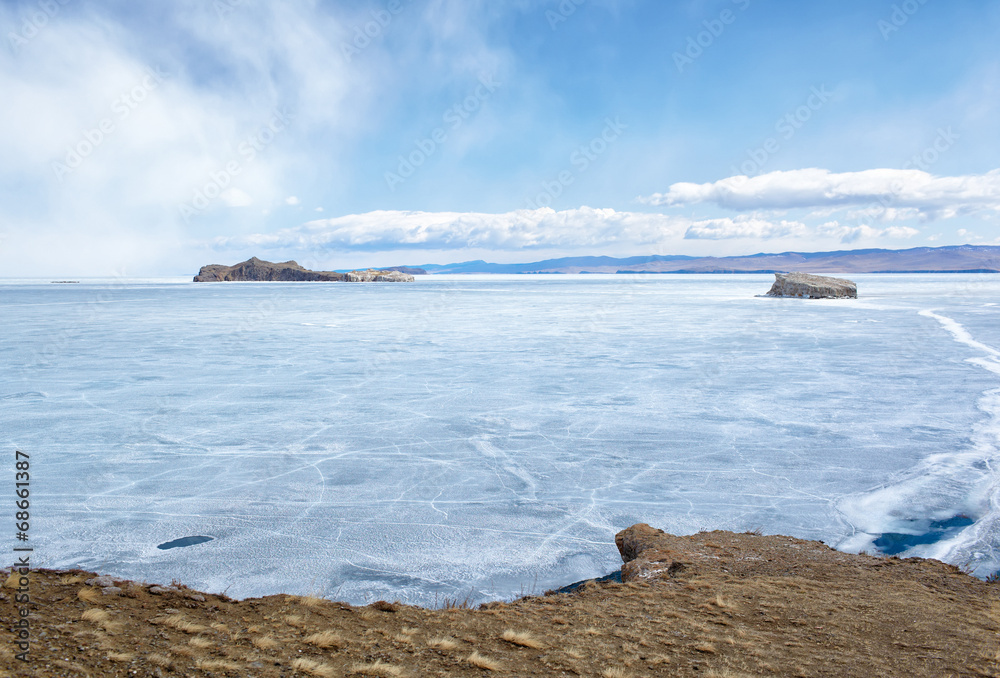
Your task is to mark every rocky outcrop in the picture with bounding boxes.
[194,257,344,282]
[764,272,857,299]
[193,258,415,282]
[344,269,415,282]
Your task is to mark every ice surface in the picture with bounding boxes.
[1,273,998,603]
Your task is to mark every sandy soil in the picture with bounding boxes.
[2,528,998,677]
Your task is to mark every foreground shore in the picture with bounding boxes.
[2,526,998,677]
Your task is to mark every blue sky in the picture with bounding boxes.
[1,0,998,275]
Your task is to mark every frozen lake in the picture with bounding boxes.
[2,273,998,604]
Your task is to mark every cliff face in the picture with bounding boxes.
[194,257,344,282]
[764,272,857,298]
[193,258,415,282]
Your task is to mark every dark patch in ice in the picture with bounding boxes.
[157,535,214,550]
[0,392,46,400]
[873,515,975,556]
[552,570,622,594]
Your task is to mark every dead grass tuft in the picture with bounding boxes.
[694,642,718,654]
[304,630,344,649]
[252,635,279,650]
[298,594,328,607]
[81,608,110,623]
[427,636,459,651]
[148,653,172,668]
[602,668,628,678]
[59,573,86,585]
[585,626,602,635]
[159,613,208,634]
[189,636,213,649]
[350,659,403,676]
[284,614,306,627]
[107,651,134,662]
[466,651,500,671]
[501,629,545,649]
[77,587,101,603]
[196,658,242,672]
[292,657,338,678]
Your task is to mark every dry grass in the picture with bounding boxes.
[292,657,338,678]
[602,668,628,678]
[160,613,208,634]
[304,630,344,648]
[147,654,172,668]
[501,629,545,649]
[107,651,134,662]
[427,636,459,651]
[466,651,500,671]
[196,658,242,672]
[297,594,328,608]
[694,642,718,654]
[189,636,213,649]
[585,626,601,635]
[58,573,86,585]
[350,659,403,676]
[81,608,110,624]
[77,587,101,603]
[284,614,306,627]
[252,635,279,650]
[2,572,19,589]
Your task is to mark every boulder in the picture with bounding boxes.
[764,272,857,299]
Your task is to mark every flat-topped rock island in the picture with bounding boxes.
[193,257,415,282]
[763,271,858,299]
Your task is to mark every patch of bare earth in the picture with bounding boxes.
[1,526,998,677]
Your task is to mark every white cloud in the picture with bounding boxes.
[212,207,687,251]
[640,168,1000,220]
[285,196,300,205]
[222,188,253,206]
[684,216,807,240]
[817,221,919,244]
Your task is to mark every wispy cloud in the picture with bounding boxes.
[684,216,807,240]
[640,168,1000,220]
[213,207,687,251]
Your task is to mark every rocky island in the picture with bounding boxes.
[764,271,857,299]
[193,257,414,282]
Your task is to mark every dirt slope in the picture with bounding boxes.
[2,527,998,677]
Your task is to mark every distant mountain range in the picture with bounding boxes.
[404,245,1000,275]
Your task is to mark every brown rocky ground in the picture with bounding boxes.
[2,525,999,677]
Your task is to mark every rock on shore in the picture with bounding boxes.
[764,271,857,298]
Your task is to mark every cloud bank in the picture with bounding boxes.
[640,168,1000,220]
[211,207,922,253]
